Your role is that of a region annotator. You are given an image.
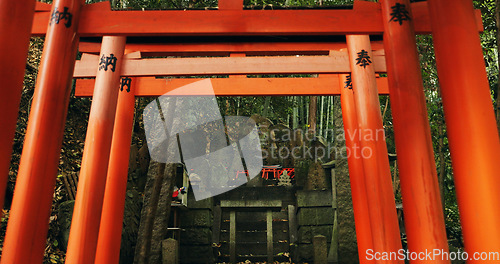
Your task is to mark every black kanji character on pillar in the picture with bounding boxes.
[389,3,411,25]
[99,54,118,72]
[49,7,73,28]
[356,50,372,68]
[121,77,132,92]
[344,74,353,90]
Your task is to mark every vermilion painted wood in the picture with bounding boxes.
[35,1,52,11]
[428,0,500,261]
[346,35,402,263]
[1,0,85,263]
[229,53,247,78]
[380,1,450,262]
[65,36,127,264]
[0,0,37,214]
[78,41,386,57]
[95,77,136,264]
[73,52,387,77]
[74,76,390,97]
[339,74,374,264]
[30,1,483,37]
[218,0,243,10]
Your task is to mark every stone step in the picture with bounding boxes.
[216,208,292,263]
[219,254,290,263]
[220,241,289,256]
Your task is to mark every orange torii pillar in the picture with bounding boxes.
[0,0,37,211]
[95,76,137,264]
[346,35,403,263]
[1,0,85,263]
[65,36,127,264]
[380,0,449,261]
[338,74,374,264]
[428,0,500,260]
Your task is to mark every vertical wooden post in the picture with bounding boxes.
[380,0,450,261]
[338,74,374,264]
[0,0,37,211]
[95,75,137,264]
[266,209,274,264]
[346,36,403,263]
[230,210,236,264]
[428,0,500,259]
[1,0,85,263]
[65,36,127,264]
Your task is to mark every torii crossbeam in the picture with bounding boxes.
[30,1,482,37]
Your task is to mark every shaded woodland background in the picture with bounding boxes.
[1,0,499,263]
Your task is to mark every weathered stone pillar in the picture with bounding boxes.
[313,235,328,264]
[162,239,179,264]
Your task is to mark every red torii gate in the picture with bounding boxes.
[74,38,394,264]
[0,1,498,264]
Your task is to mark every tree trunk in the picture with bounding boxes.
[150,163,177,263]
[134,162,177,264]
[236,97,240,116]
[330,96,334,140]
[302,96,307,127]
[304,97,311,125]
[135,97,178,264]
[225,98,231,116]
[309,96,318,134]
[293,96,299,129]
[381,96,390,123]
[134,162,166,264]
[319,96,325,137]
[325,96,331,141]
[298,97,304,128]
[262,96,271,117]
[287,96,291,127]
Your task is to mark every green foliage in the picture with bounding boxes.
[243,0,352,7]
[217,96,293,124]
[475,0,499,100]
[117,0,354,9]
[112,0,217,9]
